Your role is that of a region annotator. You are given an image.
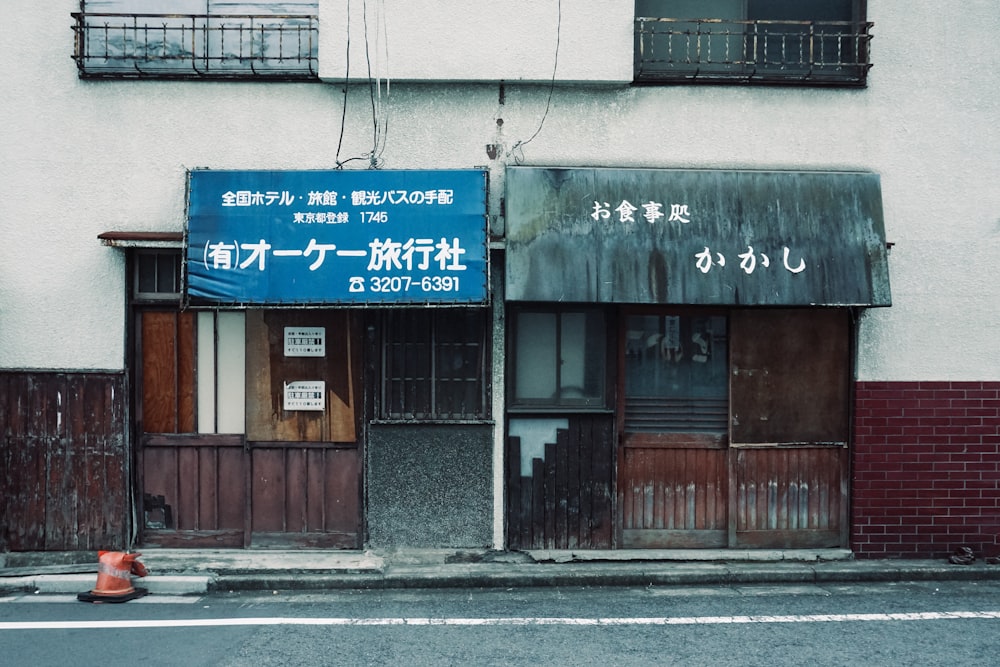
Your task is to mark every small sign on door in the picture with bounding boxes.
[283,380,325,411]
[284,327,325,357]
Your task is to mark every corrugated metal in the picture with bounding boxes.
[505,167,891,306]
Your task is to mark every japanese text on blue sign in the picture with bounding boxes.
[186,169,488,304]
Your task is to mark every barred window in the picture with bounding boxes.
[380,309,490,421]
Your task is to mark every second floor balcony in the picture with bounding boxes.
[72,12,319,80]
[635,17,873,86]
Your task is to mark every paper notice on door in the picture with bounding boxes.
[283,380,325,411]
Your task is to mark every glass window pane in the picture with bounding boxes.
[625,314,727,432]
[560,311,605,401]
[515,313,557,401]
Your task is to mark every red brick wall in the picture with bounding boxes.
[852,381,1000,559]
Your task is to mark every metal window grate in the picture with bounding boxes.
[381,309,489,421]
[635,18,873,86]
[71,12,319,80]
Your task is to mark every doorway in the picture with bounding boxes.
[617,308,851,549]
[136,308,363,548]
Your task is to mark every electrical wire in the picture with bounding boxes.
[510,0,561,164]
[335,0,390,170]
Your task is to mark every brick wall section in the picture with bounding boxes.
[852,381,1000,559]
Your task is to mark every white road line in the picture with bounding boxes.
[2,611,1000,630]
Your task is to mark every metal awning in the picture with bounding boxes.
[98,231,183,249]
[504,167,891,306]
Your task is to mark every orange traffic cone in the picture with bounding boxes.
[77,551,149,603]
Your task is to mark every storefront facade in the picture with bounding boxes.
[503,167,889,549]
[2,2,998,558]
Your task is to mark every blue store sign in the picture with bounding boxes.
[186,169,488,305]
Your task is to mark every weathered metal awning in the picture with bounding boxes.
[504,167,891,306]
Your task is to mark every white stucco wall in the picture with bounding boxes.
[319,0,634,84]
[1,1,998,379]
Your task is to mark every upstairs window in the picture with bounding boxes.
[72,1,319,80]
[635,0,872,86]
[134,250,182,302]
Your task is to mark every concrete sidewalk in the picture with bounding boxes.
[3,548,1000,597]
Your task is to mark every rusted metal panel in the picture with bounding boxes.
[505,167,891,306]
[0,371,127,551]
[730,309,851,444]
[506,416,614,550]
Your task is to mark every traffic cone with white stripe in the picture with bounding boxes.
[77,551,148,603]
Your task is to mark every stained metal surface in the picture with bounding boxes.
[505,167,891,306]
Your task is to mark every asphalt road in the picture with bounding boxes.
[2,580,999,666]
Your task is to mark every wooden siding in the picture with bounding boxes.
[140,434,246,548]
[0,371,127,551]
[506,415,614,550]
[620,443,728,548]
[734,446,847,548]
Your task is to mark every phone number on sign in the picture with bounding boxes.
[365,275,462,293]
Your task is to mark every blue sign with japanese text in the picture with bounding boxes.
[186,169,488,305]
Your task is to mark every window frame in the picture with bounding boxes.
[377,308,491,422]
[133,249,183,303]
[508,306,613,413]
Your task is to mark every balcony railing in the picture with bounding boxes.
[635,18,873,86]
[72,12,319,80]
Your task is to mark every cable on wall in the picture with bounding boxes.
[363,0,390,168]
[335,0,390,169]
[509,0,561,165]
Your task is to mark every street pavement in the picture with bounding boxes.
[5,548,1000,597]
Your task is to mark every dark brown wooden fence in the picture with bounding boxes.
[506,415,614,550]
[0,371,128,551]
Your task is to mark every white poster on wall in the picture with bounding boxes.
[283,380,325,411]
[284,327,325,357]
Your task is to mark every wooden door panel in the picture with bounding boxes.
[250,445,360,548]
[734,446,846,548]
[620,443,727,548]
[246,310,360,443]
[141,311,196,434]
[140,434,246,548]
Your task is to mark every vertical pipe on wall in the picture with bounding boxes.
[491,250,507,549]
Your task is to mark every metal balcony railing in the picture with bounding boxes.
[635,18,873,86]
[72,12,319,80]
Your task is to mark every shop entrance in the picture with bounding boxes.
[619,311,729,547]
[618,308,851,549]
[136,309,362,549]
[505,305,852,551]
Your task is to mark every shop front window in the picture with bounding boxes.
[511,308,607,409]
[624,313,728,434]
